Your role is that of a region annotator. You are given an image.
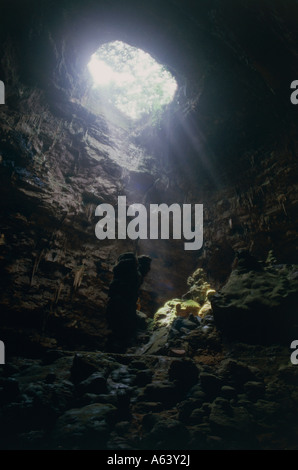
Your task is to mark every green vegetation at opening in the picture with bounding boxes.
[88,41,177,121]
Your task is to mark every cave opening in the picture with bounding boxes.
[85,40,178,122]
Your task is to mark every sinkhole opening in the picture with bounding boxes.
[87,41,177,121]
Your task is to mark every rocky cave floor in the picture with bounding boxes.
[1,314,298,451]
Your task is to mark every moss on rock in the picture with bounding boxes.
[153,299,201,329]
[182,268,216,319]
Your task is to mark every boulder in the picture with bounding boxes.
[76,372,107,395]
[168,359,199,391]
[212,263,298,343]
[199,372,222,398]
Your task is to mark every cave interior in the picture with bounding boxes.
[0,0,298,451]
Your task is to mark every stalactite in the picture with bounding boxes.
[277,194,287,216]
[30,249,44,286]
[55,281,64,304]
[73,265,85,290]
